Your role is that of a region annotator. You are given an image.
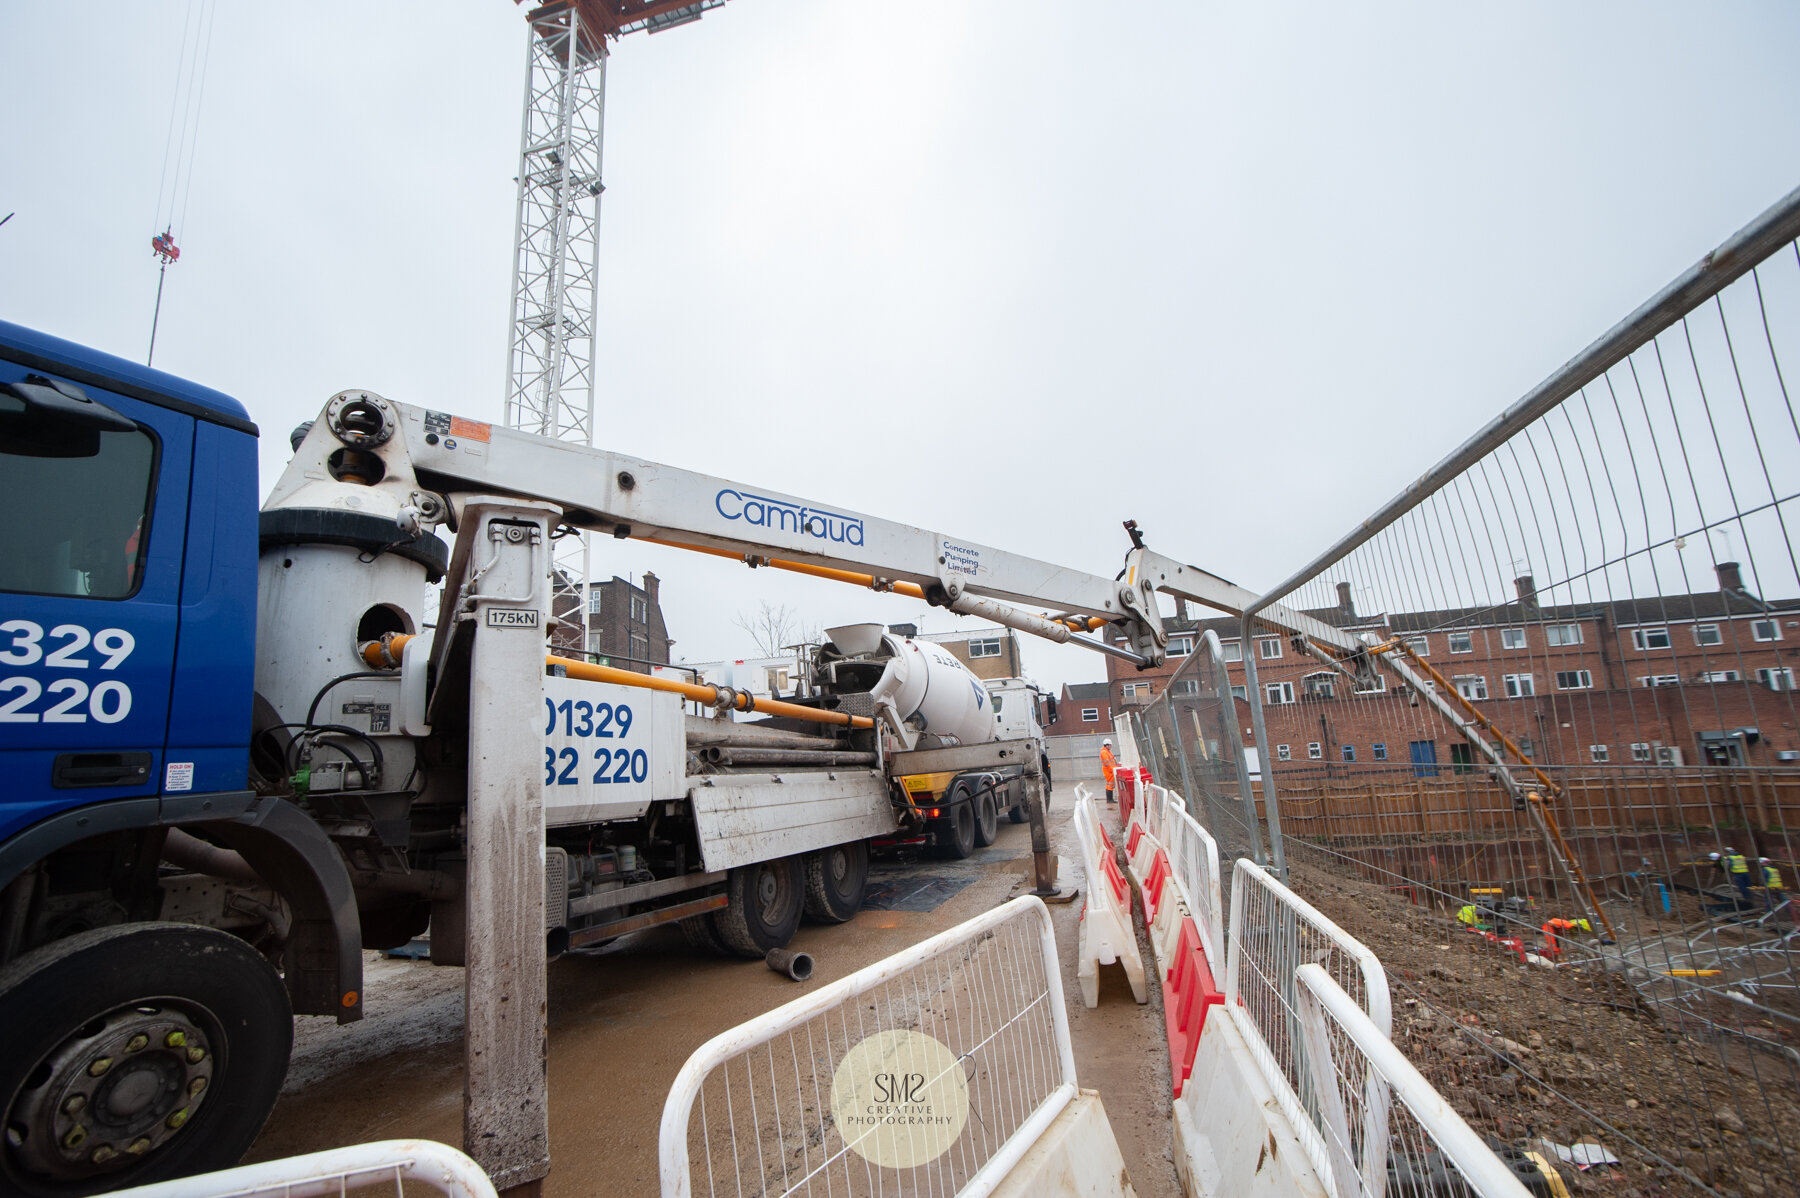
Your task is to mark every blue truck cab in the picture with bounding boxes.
[0,323,362,1196]
[0,321,258,837]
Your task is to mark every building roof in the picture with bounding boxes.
[1064,682,1109,700]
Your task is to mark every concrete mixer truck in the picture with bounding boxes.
[0,320,1334,1191]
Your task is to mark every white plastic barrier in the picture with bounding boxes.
[659,896,1082,1198]
[98,1140,498,1198]
[1071,785,1148,1007]
[1296,965,1534,1198]
[1226,858,1393,1188]
[1164,804,1224,977]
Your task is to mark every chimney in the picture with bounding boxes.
[1336,582,1354,616]
[642,571,660,606]
[1514,575,1537,611]
[1716,561,1744,592]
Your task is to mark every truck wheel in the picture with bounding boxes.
[803,842,870,923]
[973,788,999,848]
[933,798,977,860]
[679,914,725,955]
[710,857,805,957]
[0,923,292,1197]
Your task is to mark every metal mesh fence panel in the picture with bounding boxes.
[1136,630,1265,906]
[1237,187,1800,1195]
[659,898,1075,1198]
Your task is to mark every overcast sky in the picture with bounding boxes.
[4,2,1798,694]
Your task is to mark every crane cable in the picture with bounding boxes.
[148,0,216,365]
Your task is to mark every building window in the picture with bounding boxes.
[1220,639,1243,662]
[1448,631,1474,654]
[1230,685,1247,701]
[1590,744,1610,763]
[1404,636,1429,656]
[1453,675,1488,701]
[1259,637,1283,660]
[1752,619,1781,642]
[1546,624,1583,646]
[1276,744,1292,761]
[1121,682,1148,698]
[1500,628,1527,650]
[630,633,648,658]
[766,668,790,693]
[1354,672,1387,694]
[1171,679,1200,697]
[1306,742,1323,760]
[1167,635,1193,658]
[1693,623,1723,647]
[1555,669,1592,690]
[1695,670,1740,683]
[1302,672,1336,700]
[1758,667,1795,692]
[969,637,1004,658]
[631,594,648,622]
[1341,744,1356,762]
[1640,675,1681,688]
[1630,742,1653,762]
[1631,627,1671,651]
[586,590,603,615]
[1081,707,1100,722]
[1265,681,1295,705]
[1372,743,1388,761]
[1449,743,1475,775]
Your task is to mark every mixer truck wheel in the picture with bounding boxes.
[933,786,978,860]
[973,788,999,848]
[0,922,292,1198]
[803,841,870,923]
[710,857,805,957]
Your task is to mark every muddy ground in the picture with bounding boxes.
[250,787,1181,1196]
[1287,845,1800,1198]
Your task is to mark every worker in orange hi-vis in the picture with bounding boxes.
[1100,739,1118,805]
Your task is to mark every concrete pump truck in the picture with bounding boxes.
[0,320,1328,1193]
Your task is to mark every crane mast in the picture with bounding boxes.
[503,1,725,654]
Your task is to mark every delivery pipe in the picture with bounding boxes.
[358,635,873,730]
[765,947,814,982]
[681,717,847,751]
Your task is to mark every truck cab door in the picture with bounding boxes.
[0,372,191,841]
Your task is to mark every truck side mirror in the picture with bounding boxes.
[1045,698,1059,723]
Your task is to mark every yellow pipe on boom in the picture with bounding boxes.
[360,634,873,730]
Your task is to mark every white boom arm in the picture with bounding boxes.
[268,393,1349,668]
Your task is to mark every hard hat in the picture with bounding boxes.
[1709,852,1720,860]
[1725,847,1736,854]
[1102,738,1112,746]
[1761,857,1772,863]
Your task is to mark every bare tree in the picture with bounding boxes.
[733,601,821,657]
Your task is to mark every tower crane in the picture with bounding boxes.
[504,1,728,655]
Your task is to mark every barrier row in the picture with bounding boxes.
[1072,783,1148,1008]
[1110,779,1531,1198]
[100,1140,498,1198]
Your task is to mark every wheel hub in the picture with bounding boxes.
[6,1003,214,1181]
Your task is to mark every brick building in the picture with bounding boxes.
[918,626,1024,682]
[555,571,672,674]
[1044,682,1112,737]
[1107,566,1800,778]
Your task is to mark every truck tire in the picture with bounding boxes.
[803,841,870,923]
[679,913,726,955]
[0,922,293,1198]
[709,857,805,957]
[973,787,999,848]
[933,793,977,860]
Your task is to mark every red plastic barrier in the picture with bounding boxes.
[1116,771,1136,825]
[1142,849,1172,931]
[1102,846,1131,910]
[1163,918,1226,1096]
[1127,824,1143,855]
